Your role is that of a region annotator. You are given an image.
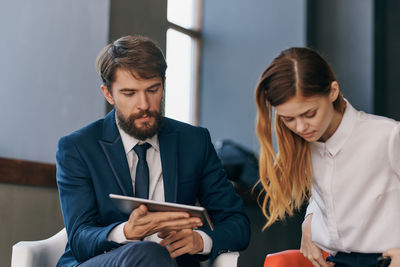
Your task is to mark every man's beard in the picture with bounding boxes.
[116,108,163,141]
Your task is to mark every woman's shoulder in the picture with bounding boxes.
[356,109,399,134]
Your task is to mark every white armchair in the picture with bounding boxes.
[11,228,239,267]
[11,228,67,267]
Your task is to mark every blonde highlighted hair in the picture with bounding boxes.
[255,47,346,228]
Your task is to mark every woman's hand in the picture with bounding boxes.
[300,214,334,267]
[383,248,400,267]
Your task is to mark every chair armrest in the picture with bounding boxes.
[212,251,239,267]
[11,228,238,267]
[11,228,67,267]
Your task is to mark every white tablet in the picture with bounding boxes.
[109,194,214,230]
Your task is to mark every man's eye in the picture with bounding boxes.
[148,88,159,94]
[123,92,135,96]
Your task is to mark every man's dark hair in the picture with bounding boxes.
[95,35,167,92]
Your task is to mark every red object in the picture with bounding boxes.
[264,249,330,267]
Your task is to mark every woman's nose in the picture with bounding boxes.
[296,118,308,133]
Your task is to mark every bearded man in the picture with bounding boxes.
[56,35,250,267]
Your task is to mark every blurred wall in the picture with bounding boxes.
[0,0,109,266]
[374,0,400,120]
[382,0,400,120]
[307,0,374,113]
[0,0,109,163]
[200,0,307,154]
[109,0,167,52]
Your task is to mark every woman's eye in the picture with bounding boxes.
[305,110,317,118]
[281,117,294,122]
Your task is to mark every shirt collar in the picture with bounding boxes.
[115,113,160,154]
[312,100,356,157]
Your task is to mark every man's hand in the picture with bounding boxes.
[300,214,334,267]
[383,248,400,267]
[158,229,204,258]
[123,205,203,240]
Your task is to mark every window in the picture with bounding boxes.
[165,0,202,125]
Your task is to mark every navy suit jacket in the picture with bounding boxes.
[56,110,250,266]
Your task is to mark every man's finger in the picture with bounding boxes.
[161,229,192,246]
[157,218,202,231]
[151,211,191,221]
[160,232,179,246]
[169,240,190,258]
[131,204,148,217]
[158,230,176,239]
[168,238,186,251]
[136,212,199,228]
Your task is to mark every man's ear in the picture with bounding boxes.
[329,81,340,103]
[101,85,115,105]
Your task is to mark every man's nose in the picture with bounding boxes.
[137,93,149,110]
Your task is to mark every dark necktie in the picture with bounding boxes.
[133,142,151,199]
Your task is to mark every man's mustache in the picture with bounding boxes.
[129,110,158,121]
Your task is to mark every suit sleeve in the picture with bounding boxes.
[56,135,121,262]
[197,129,250,260]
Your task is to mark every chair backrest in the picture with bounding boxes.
[11,228,67,267]
[264,249,329,267]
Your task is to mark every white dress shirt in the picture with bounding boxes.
[306,101,400,254]
[107,118,212,254]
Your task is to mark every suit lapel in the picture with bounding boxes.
[98,110,133,196]
[159,119,178,203]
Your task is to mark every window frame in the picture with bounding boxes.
[166,0,202,125]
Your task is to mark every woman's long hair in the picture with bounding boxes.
[255,47,346,228]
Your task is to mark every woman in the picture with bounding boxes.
[255,47,400,267]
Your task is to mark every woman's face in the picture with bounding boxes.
[274,84,342,142]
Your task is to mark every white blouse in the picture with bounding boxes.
[306,101,400,254]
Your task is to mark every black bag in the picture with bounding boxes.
[214,139,259,188]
